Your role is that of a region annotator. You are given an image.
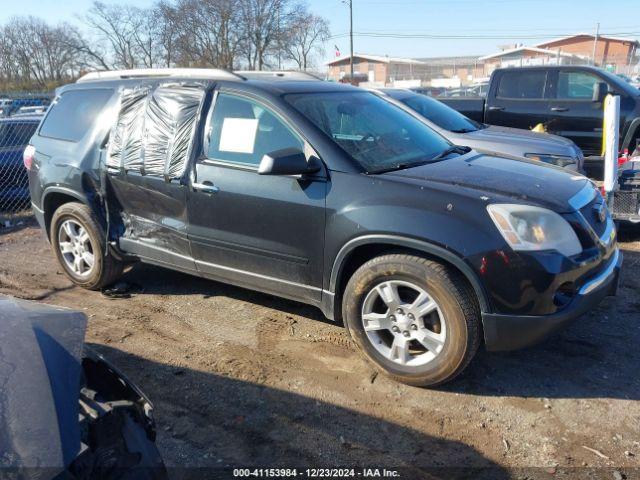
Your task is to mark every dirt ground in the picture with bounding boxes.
[1,218,639,479]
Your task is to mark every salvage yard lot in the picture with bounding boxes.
[1,220,639,478]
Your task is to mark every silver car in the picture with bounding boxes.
[373,88,584,173]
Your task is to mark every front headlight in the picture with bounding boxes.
[525,153,576,168]
[487,204,582,257]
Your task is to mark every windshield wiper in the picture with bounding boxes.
[430,145,472,161]
[367,146,472,174]
[450,128,477,133]
[368,159,434,174]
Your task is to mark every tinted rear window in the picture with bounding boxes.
[39,89,113,142]
[497,71,547,99]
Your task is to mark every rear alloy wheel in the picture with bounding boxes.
[342,254,480,387]
[58,219,96,278]
[50,202,123,290]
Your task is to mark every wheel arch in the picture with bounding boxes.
[622,117,640,151]
[42,187,91,237]
[328,235,491,321]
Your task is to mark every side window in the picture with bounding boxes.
[143,84,205,178]
[107,87,149,172]
[39,89,114,142]
[107,83,205,178]
[557,71,599,99]
[207,93,304,167]
[496,71,547,99]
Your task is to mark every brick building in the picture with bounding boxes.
[536,33,639,71]
[326,54,426,85]
[480,46,589,75]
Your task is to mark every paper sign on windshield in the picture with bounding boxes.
[219,118,258,154]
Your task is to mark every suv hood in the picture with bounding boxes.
[462,125,578,154]
[382,151,588,212]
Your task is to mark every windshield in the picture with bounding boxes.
[600,69,640,96]
[284,91,452,173]
[395,92,483,133]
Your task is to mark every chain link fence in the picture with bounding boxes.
[0,92,52,228]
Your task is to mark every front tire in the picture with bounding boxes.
[50,202,123,290]
[342,254,480,387]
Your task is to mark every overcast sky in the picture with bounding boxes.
[0,0,638,59]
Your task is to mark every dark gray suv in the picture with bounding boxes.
[27,69,621,386]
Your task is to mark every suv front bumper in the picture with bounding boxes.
[482,248,622,351]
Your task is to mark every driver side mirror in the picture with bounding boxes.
[593,82,609,103]
[258,148,322,176]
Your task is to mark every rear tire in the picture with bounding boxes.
[50,202,123,290]
[342,254,480,387]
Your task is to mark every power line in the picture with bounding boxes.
[335,25,640,33]
[329,30,640,40]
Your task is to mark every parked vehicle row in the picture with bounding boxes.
[371,87,584,172]
[0,114,42,210]
[25,68,621,386]
[438,65,640,172]
[409,83,489,99]
[0,96,50,117]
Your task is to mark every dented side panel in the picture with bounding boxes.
[109,174,193,269]
[106,82,206,269]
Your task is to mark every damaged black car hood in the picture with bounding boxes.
[381,151,588,212]
[0,296,86,474]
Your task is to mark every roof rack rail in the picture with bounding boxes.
[235,70,323,81]
[77,68,243,83]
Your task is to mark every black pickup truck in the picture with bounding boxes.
[440,65,640,172]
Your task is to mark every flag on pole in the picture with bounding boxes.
[335,45,341,57]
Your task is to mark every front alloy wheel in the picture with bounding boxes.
[342,254,480,387]
[361,280,446,367]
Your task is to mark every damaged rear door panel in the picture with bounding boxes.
[106,83,207,271]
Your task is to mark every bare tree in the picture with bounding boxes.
[284,11,329,70]
[0,17,82,89]
[171,0,244,69]
[64,25,111,71]
[239,0,298,70]
[84,1,139,68]
[155,1,180,67]
[0,0,332,89]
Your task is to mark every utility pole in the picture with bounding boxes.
[340,0,354,83]
[348,0,354,83]
[340,0,353,83]
[592,22,600,66]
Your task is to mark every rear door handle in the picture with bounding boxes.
[550,107,569,112]
[192,181,220,194]
[488,106,505,111]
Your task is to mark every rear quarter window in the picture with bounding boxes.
[39,88,114,142]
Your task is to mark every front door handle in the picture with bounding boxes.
[192,181,220,194]
[550,106,569,112]
[488,106,505,111]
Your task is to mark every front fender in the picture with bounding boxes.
[329,234,491,314]
[621,116,640,151]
